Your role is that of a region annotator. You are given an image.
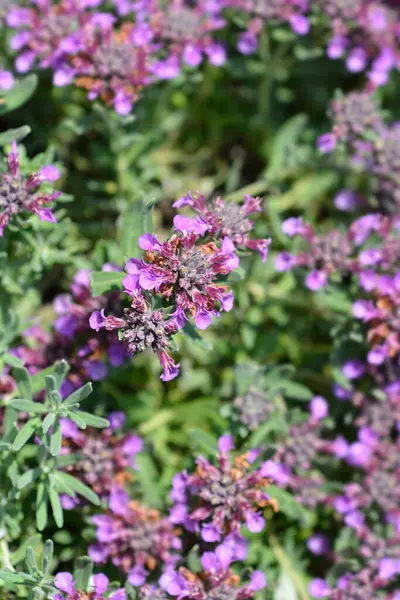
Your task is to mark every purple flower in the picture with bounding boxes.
[307,533,330,556]
[281,217,307,237]
[237,31,258,55]
[171,437,276,540]
[309,578,331,598]
[346,47,368,73]
[60,415,142,502]
[90,486,181,580]
[318,133,337,153]
[342,360,366,380]
[310,396,329,421]
[0,71,15,90]
[334,190,360,212]
[305,270,328,291]
[171,192,270,261]
[54,570,126,599]
[0,141,60,235]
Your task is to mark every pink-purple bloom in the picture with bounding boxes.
[0,141,60,235]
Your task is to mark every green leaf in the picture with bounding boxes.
[50,420,62,456]
[278,381,313,401]
[90,271,124,296]
[36,482,48,532]
[56,472,100,506]
[25,547,38,575]
[181,321,212,350]
[67,412,87,429]
[31,366,56,394]
[12,418,39,451]
[49,486,64,528]
[42,413,56,434]
[3,407,18,435]
[10,535,41,565]
[266,114,308,181]
[17,468,42,490]
[267,485,314,526]
[247,413,288,447]
[41,540,54,575]
[73,557,93,592]
[0,571,36,585]
[134,454,163,508]
[14,367,33,402]
[53,360,70,389]
[9,399,47,414]
[3,352,24,368]
[75,412,110,429]
[0,126,31,146]
[226,267,246,283]
[45,375,57,396]
[188,428,218,457]
[63,382,93,407]
[119,197,156,260]
[0,75,38,115]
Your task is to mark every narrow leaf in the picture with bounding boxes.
[63,382,92,407]
[12,418,39,451]
[76,411,110,429]
[41,540,54,575]
[67,412,87,429]
[17,468,42,490]
[56,472,100,506]
[73,557,93,591]
[42,412,56,434]
[10,399,47,414]
[0,571,36,585]
[0,125,31,146]
[25,547,38,575]
[50,420,62,456]
[14,367,33,402]
[49,486,64,528]
[3,352,24,368]
[53,360,70,388]
[90,271,124,297]
[36,482,48,532]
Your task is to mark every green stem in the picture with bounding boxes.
[268,534,310,600]
[0,535,15,571]
[258,27,271,128]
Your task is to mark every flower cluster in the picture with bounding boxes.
[60,412,142,505]
[318,92,400,209]
[233,388,272,430]
[4,1,400,115]
[53,571,126,600]
[0,141,60,236]
[154,541,266,600]
[90,193,269,381]
[276,212,400,292]
[8,265,128,399]
[169,434,277,542]
[89,486,182,586]
[173,192,270,262]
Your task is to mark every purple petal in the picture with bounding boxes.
[55,572,75,594]
[94,573,109,594]
[218,434,234,453]
[245,510,265,533]
[201,523,222,542]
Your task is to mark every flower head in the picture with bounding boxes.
[53,570,126,599]
[89,486,181,584]
[170,435,277,541]
[0,141,60,235]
